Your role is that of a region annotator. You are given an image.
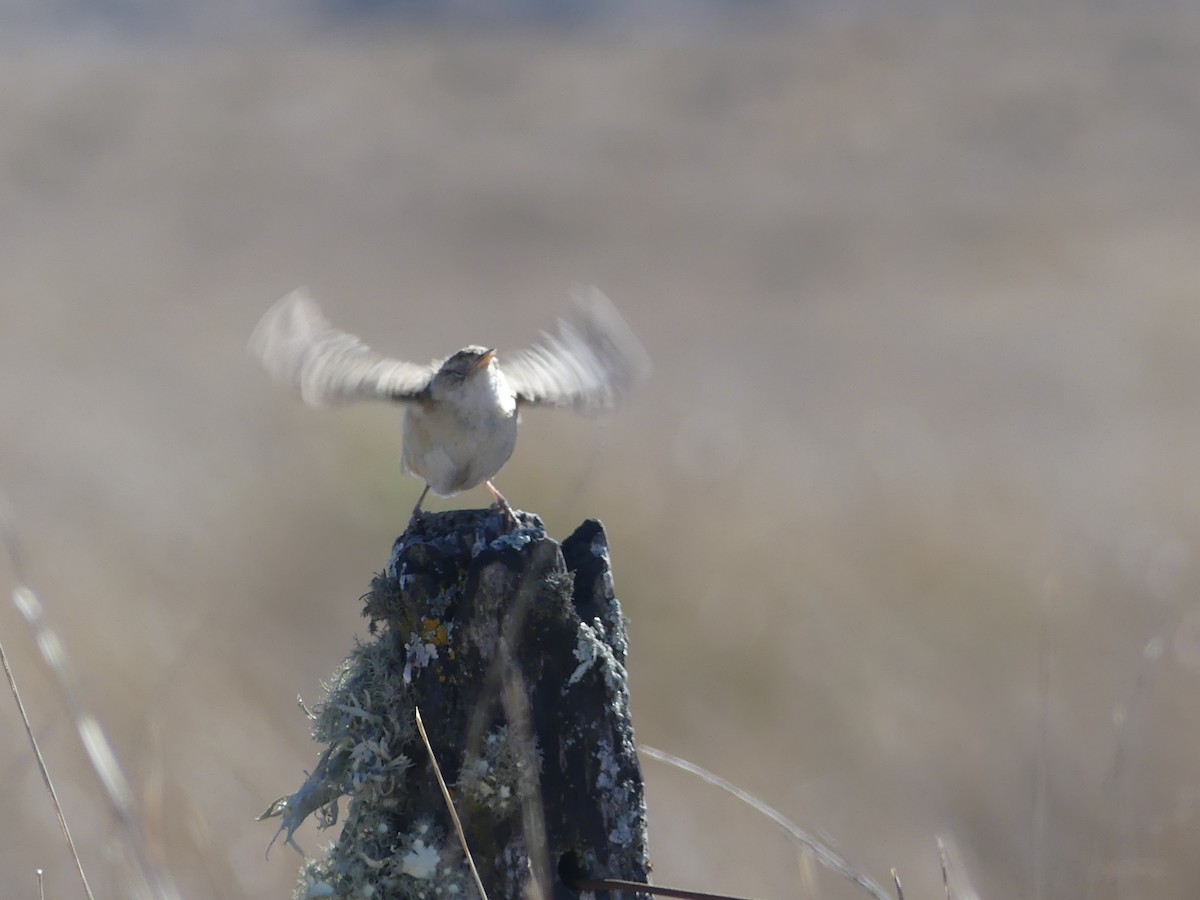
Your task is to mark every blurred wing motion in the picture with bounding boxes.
[504,285,650,413]
[249,289,434,406]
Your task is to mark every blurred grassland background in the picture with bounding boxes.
[3,2,1200,897]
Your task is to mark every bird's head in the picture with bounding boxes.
[428,346,498,399]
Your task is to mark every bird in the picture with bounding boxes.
[249,285,649,523]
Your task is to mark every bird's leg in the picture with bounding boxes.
[409,484,431,529]
[485,480,519,528]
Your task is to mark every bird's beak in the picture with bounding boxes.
[472,349,496,370]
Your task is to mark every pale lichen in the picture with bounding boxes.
[456,726,540,819]
[298,820,474,899]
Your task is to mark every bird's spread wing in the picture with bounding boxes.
[503,285,650,413]
[249,289,434,406]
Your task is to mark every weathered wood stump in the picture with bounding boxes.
[265,509,650,899]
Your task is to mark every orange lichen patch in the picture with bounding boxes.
[421,618,449,646]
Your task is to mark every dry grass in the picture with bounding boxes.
[3,6,1200,897]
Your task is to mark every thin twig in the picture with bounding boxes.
[569,876,757,900]
[458,539,557,894]
[497,634,552,896]
[414,705,488,900]
[939,838,951,900]
[936,836,980,900]
[0,639,95,900]
[639,744,892,900]
[0,507,96,900]
[1,510,180,900]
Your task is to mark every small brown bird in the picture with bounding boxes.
[249,286,648,522]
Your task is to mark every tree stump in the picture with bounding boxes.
[264,509,650,899]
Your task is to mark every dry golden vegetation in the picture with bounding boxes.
[3,6,1200,898]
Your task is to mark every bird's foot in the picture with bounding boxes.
[485,481,520,530]
[489,498,520,531]
[407,485,432,532]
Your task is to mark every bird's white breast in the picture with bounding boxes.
[401,366,518,496]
